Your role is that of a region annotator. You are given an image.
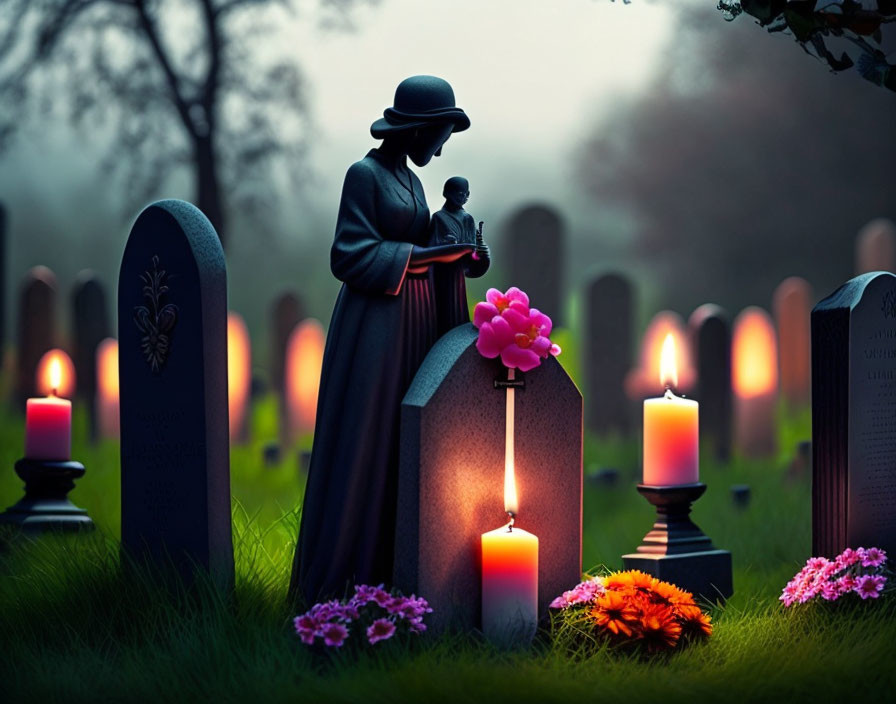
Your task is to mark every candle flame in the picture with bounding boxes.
[504,368,518,517]
[505,462,518,517]
[659,333,678,390]
[36,348,75,398]
[49,358,62,394]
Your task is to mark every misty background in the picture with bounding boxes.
[1,0,893,371]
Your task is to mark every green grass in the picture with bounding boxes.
[1,398,894,703]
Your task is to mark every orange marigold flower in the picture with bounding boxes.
[605,570,655,592]
[638,603,682,652]
[651,579,695,607]
[674,603,704,621]
[591,590,639,637]
[680,610,713,640]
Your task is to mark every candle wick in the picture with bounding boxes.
[664,387,673,400]
[51,387,58,398]
[506,511,515,532]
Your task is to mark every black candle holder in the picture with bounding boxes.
[622,483,732,602]
[0,458,94,533]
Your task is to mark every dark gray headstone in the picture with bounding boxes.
[16,266,57,405]
[585,272,635,435]
[118,200,232,586]
[504,204,565,326]
[270,291,304,443]
[688,304,732,463]
[812,272,896,558]
[72,271,110,441]
[395,324,582,634]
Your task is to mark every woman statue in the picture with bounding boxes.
[290,76,475,605]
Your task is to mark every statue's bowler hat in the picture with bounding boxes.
[370,75,470,138]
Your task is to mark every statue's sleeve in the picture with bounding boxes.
[330,161,413,296]
[429,212,458,245]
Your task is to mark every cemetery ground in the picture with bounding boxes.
[1,396,895,702]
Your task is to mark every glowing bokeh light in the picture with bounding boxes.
[285,319,325,439]
[732,307,778,399]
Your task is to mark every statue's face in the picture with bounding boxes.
[408,123,453,167]
[446,187,469,207]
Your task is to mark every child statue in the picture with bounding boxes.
[429,176,490,337]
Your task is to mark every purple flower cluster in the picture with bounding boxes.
[549,576,606,610]
[780,547,889,607]
[293,584,432,648]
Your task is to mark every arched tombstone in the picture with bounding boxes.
[812,272,896,559]
[584,272,635,435]
[395,324,582,634]
[855,218,896,276]
[270,291,305,444]
[118,200,232,587]
[688,304,732,463]
[16,266,57,406]
[504,204,565,326]
[773,277,812,408]
[72,271,111,441]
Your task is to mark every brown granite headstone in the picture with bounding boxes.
[395,323,582,634]
[855,218,896,276]
[773,277,812,407]
[504,204,565,326]
[16,266,57,406]
[812,272,896,558]
[585,272,635,435]
[688,304,732,462]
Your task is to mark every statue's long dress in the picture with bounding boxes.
[429,209,490,337]
[290,148,436,604]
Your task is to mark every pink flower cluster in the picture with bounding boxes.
[293,584,432,648]
[473,287,561,372]
[549,576,606,610]
[780,547,889,607]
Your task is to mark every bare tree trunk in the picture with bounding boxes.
[195,134,226,248]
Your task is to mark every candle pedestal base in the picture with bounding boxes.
[0,459,94,533]
[622,483,732,602]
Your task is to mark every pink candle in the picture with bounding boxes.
[643,391,698,485]
[643,333,699,486]
[25,396,72,460]
[481,524,538,643]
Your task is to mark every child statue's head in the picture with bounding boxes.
[443,176,470,208]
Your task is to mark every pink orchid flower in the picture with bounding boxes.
[473,287,561,371]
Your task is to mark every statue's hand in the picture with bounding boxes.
[472,244,490,262]
[410,243,474,267]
